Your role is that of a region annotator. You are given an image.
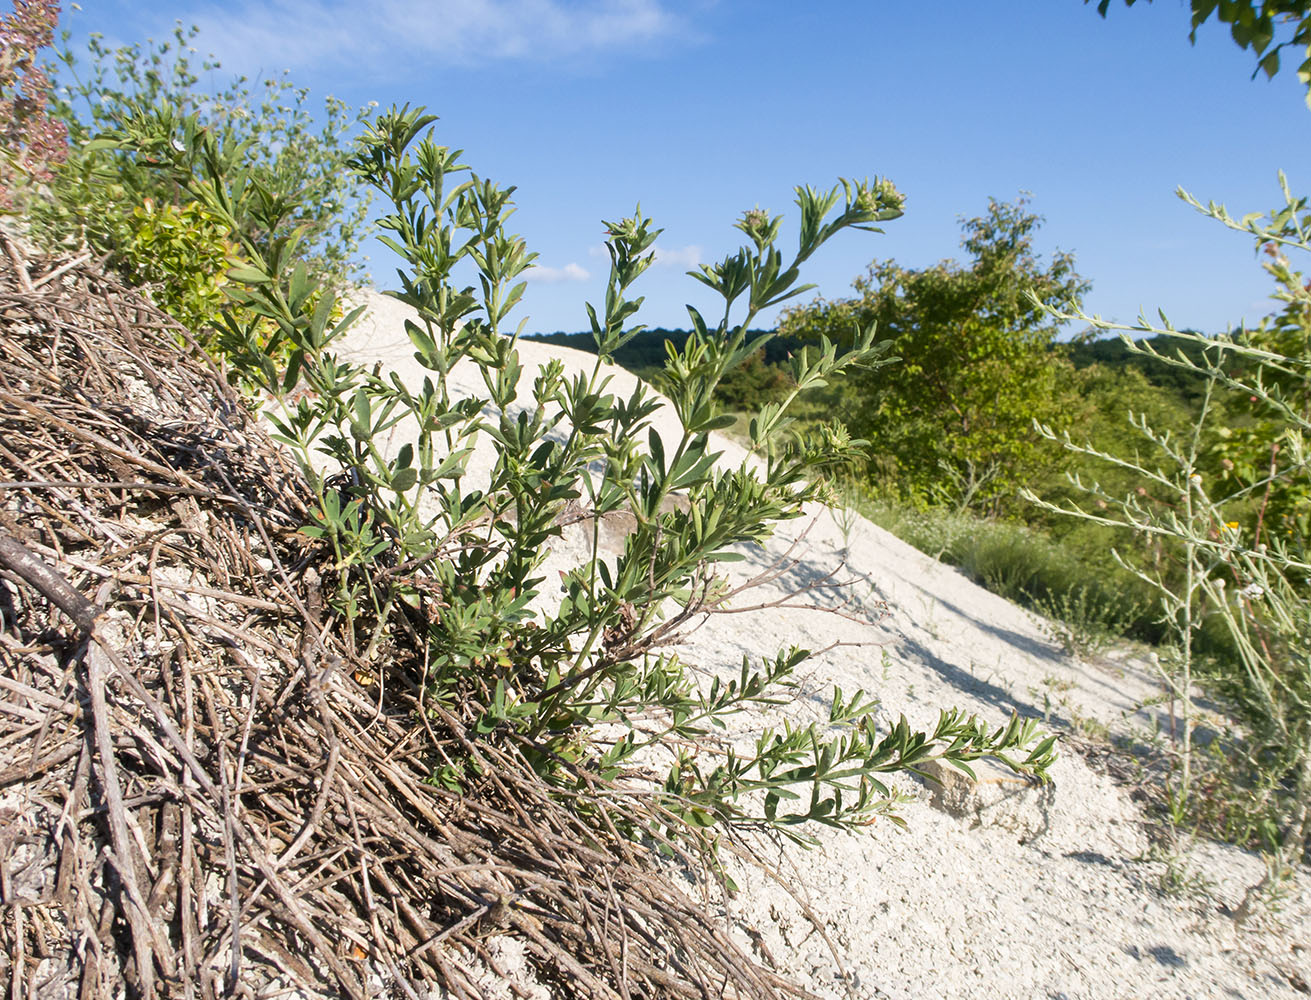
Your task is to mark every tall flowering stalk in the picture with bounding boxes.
[0,0,67,210]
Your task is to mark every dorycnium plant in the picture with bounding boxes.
[1028,176,1311,914]
[98,101,1057,856]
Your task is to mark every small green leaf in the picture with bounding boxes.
[392,466,418,491]
[227,264,271,284]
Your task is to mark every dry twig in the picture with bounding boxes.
[0,243,805,1000]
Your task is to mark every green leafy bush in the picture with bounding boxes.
[113,197,232,333]
[1030,584,1146,658]
[95,101,1057,856]
[27,19,372,340]
[779,197,1088,515]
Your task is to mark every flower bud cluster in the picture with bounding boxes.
[857,177,904,216]
[741,207,770,235]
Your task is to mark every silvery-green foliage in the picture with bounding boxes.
[40,21,373,288]
[1028,177,1311,905]
[101,102,1056,847]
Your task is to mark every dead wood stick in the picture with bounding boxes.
[273,740,339,871]
[29,253,91,291]
[105,294,170,400]
[213,709,243,991]
[0,534,97,633]
[0,742,80,787]
[178,803,198,995]
[0,674,80,713]
[10,898,28,1000]
[0,529,355,993]
[0,390,191,485]
[1,233,34,294]
[0,479,238,504]
[145,803,180,917]
[84,641,160,996]
[89,637,367,999]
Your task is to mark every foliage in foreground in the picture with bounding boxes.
[1030,178,1311,907]
[94,99,1056,854]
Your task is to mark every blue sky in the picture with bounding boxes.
[65,1,1311,337]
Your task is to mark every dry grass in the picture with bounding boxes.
[0,241,804,1000]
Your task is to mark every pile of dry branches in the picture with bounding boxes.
[0,240,802,1000]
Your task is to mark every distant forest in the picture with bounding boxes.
[527,328,781,380]
[1065,332,1217,405]
[526,327,1217,404]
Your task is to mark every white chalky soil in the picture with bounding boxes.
[323,291,1310,1000]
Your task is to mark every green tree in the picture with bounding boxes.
[780,197,1089,514]
[1092,0,1311,101]
[1040,353,1198,512]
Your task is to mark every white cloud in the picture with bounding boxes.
[186,0,688,74]
[527,261,590,283]
[587,242,703,270]
[652,243,703,270]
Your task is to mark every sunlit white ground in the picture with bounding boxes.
[303,290,1311,1000]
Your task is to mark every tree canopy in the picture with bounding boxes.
[1092,0,1311,101]
[778,198,1089,513]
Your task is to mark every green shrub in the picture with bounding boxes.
[99,194,341,379]
[27,20,372,332]
[94,101,1057,856]
[114,198,233,333]
[714,345,794,411]
[1029,584,1146,658]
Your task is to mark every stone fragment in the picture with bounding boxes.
[918,757,1054,842]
